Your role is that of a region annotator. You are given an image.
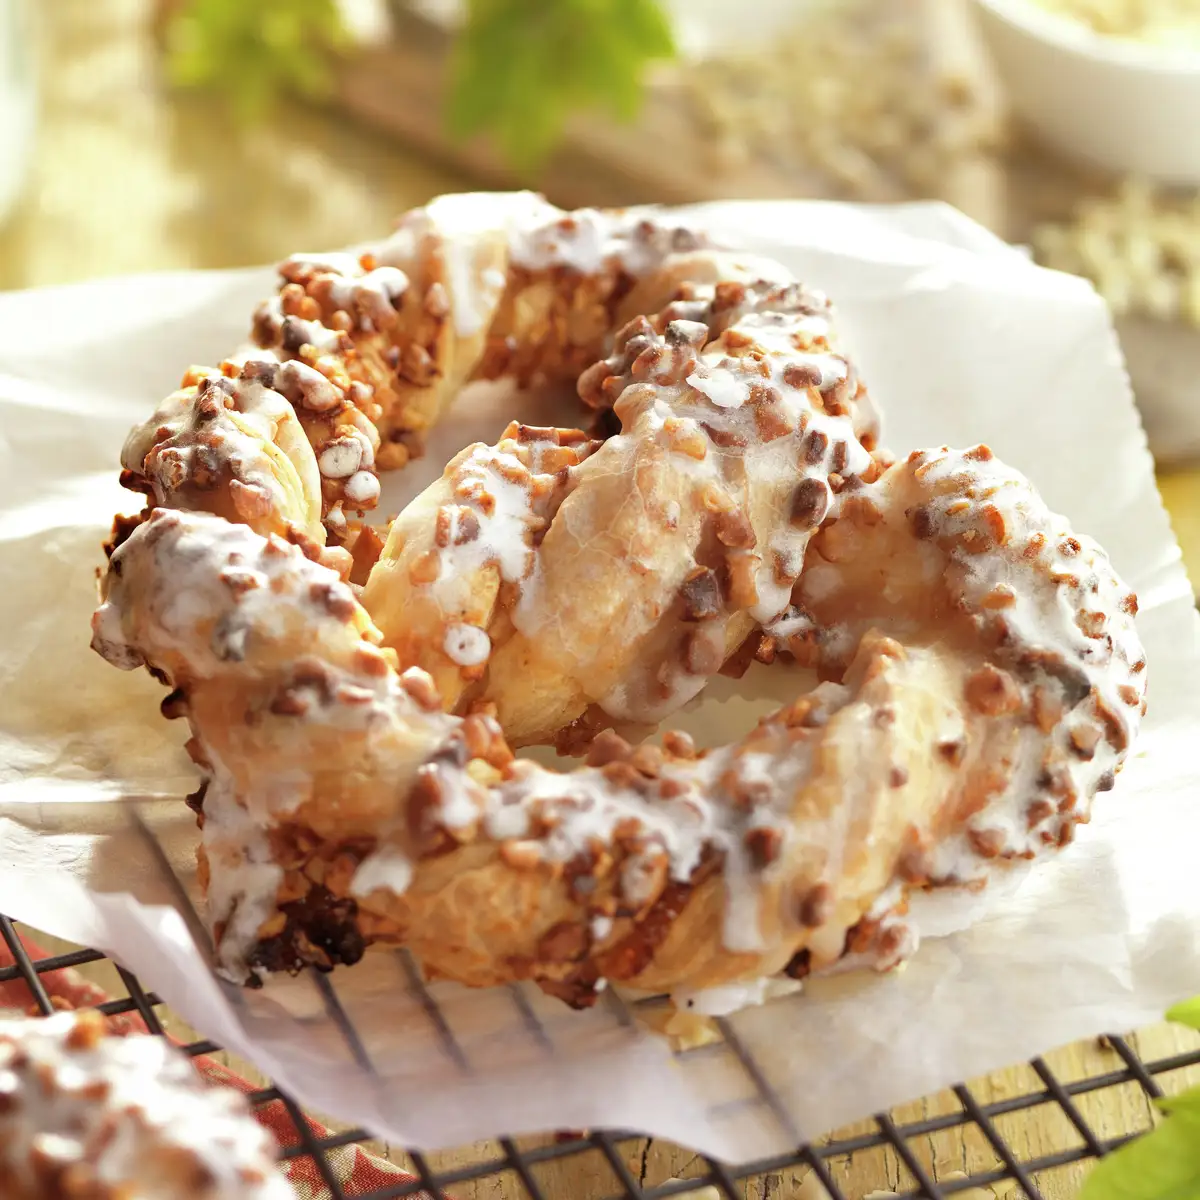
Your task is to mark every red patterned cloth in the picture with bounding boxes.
[0,929,437,1198]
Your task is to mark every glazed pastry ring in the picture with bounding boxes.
[93,194,1146,1011]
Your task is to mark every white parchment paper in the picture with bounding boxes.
[0,200,1198,1160]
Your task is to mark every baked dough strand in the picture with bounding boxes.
[92,445,1144,1009]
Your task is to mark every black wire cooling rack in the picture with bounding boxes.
[3,910,1200,1200]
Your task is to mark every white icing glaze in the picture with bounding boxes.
[443,451,538,588]
[474,685,845,954]
[678,307,872,632]
[201,764,286,969]
[378,192,555,337]
[405,437,581,649]
[670,975,804,1017]
[282,251,361,275]
[0,1011,289,1199]
[326,265,408,320]
[443,623,491,667]
[404,191,557,248]
[686,367,748,409]
[597,670,711,729]
[448,249,499,338]
[351,846,413,898]
[277,360,341,412]
[507,205,703,277]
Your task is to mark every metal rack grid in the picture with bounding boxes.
[4,914,1200,1200]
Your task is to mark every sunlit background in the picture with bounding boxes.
[0,0,1196,574]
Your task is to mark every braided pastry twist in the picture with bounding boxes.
[92,196,1145,1012]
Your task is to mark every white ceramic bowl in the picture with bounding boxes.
[968,0,1200,185]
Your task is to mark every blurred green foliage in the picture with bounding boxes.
[1080,998,1200,1200]
[166,0,348,122]
[447,0,675,168]
[165,0,676,166]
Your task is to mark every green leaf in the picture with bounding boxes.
[1168,997,1200,1031]
[447,0,677,169]
[1160,1091,1200,1121]
[1080,1106,1200,1200]
[165,0,347,122]
[1080,996,1200,1200]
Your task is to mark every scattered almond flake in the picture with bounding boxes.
[351,846,413,898]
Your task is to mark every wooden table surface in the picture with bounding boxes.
[3,4,1198,1198]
